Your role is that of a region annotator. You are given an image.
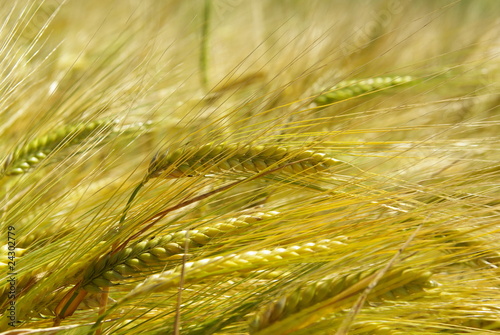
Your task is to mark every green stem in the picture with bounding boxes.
[118,181,145,225]
[200,0,211,89]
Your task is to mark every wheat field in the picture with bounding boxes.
[1,0,499,334]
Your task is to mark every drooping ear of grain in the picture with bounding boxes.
[119,239,347,303]
[81,211,280,292]
[1,120,113,178]
[314,76,415,107]
[249,267,437,333]
[147,142,344,180]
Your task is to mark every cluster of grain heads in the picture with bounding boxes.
[313,76,414,107]
[119,238,347,304]
[249,267,437,333]
[0,120,113,178]
[147,142,343,179]
[82,211,280,292]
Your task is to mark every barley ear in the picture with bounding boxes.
[314,76,415,107]
[249,267,436,333]
[147,142,344,180]
[1,120,113,178]
[118,239,346,305]
[81,211,281,290]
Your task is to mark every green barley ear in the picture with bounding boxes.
[115,239,347,305]
[249,267,437,333]
[146,142,344,180]
[313,76,415,107]
[81,211,280,291]
[0,119,113,178]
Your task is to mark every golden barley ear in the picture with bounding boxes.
[0,120,113,178]
[104,239,347,310]
[146,142,344,180]
[81,211,280,292]
[249,267,437,333]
